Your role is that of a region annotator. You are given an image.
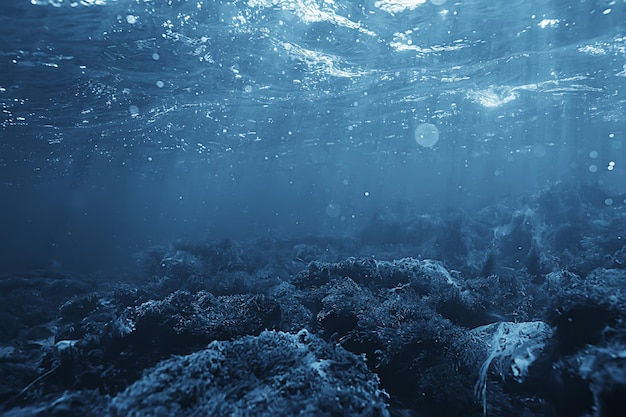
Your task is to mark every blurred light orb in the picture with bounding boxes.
[325,202,341,218]
[414,123,440,148]
[598,168,626,196]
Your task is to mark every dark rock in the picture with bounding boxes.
[109,329,390,417]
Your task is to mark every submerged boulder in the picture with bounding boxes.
[109,329,390,417]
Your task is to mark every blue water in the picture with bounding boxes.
[1,0,625,273]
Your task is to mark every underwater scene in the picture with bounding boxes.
[2,0,626,416]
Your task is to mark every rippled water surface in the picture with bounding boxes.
[1,0,625,272]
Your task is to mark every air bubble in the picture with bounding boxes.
[414,123,440,148]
